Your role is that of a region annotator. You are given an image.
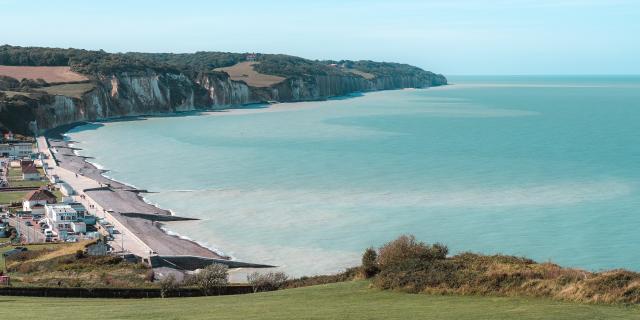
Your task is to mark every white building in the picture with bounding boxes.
[45,204,79,236]
[0,143,33,158]
[58,182,75,196]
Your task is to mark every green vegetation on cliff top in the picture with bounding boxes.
[0,44,445,81]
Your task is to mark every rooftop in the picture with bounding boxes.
[24,189,56,202]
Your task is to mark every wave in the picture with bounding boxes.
[158,179,632,209]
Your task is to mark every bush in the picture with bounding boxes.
[361,247,379,278]
[145,269,155,282]
[247,272,288,293]
[377,235,448,270]
[195,264,228,296]
[284,267,359,289]
[159,274,180,298]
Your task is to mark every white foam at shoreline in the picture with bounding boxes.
[158,224,231,259]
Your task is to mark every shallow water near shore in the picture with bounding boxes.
[67,76,640,276]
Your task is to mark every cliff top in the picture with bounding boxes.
[0,45,444,82]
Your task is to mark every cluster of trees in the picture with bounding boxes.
[254,54,346,78]
[338,60,431,78]
[0,45,439,81]
[124,51,245,73]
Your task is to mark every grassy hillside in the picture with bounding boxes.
[1,281,639,320]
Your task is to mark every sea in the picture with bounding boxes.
[66,76,640,276]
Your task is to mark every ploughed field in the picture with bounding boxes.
[0,66,88,83]
[215,61,286,87]
[1,281,639,320]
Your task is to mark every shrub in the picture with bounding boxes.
[247,272,288,293]
[361,247,379,278]
[159,274,180,298]
[145,269,155,282]
[195,264,228,296]
[75,250,85,260]
[377,235,448,270]
[284,267,359,289]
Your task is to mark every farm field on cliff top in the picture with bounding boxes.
[66,75,640,277]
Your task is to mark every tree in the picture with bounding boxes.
[361,247,379,278]
[195,264,228,296]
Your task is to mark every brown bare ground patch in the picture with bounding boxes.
[0,65,88,83]
[344,68,376,80]
[215,62,286,87]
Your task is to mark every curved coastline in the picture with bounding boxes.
[42,130,249,267]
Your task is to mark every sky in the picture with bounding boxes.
[1,0,639,75]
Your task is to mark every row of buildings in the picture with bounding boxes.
[0,142,33,158]
[21,189,98,241]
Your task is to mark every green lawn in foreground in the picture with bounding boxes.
[1,281,639,320]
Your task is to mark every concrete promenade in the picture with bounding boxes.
[37,136,224,261]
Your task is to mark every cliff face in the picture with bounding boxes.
[3,70,447,134]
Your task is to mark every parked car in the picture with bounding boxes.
[24,221,33,226]
[2,247,27,258]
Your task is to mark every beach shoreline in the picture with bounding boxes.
[38,132,256,267]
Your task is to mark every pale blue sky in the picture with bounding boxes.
[1,0,638,75]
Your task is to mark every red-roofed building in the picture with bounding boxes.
[22,189,57,214]
[21,163,40,180]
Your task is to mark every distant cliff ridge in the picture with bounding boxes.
[0,45,447,134]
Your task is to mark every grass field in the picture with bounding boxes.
[0,191,28,205]
[0,243,67,270]
[215,62,286,87]
[7,180,47,188]
[0,281,638,320]
[7,167,22,180]
[0,66,88,83]
[0,91,36,99]
[38,82,95,98]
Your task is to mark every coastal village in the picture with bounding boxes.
[0,129,269,287]
[0,132,113,276]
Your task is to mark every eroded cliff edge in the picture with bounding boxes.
[0,46,447,134]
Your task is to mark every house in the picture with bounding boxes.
[49,174,60,184]
[45,204,80,239]
[0,142,32,158]
[66,202,95,225]
[21,164,40,180]
[246,53,257,62]
[58,182,75,196]
[3,131,14,141]
[22,189,57,214]
[86,238,110,256]
[98,220,115,235]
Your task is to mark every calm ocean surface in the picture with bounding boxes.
[67,76,640,276]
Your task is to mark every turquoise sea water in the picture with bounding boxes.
[67,76,640,276]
